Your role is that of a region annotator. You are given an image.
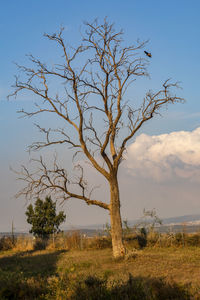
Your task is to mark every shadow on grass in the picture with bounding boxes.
[66,274,192,300]
[0,249,67,300]
[0,249,67,278]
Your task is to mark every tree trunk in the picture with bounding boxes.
[109,175,126,258]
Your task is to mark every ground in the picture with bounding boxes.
[0,246,200,299]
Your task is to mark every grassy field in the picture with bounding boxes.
[0,246,200,299]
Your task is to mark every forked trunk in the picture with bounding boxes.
[109,176,126,258]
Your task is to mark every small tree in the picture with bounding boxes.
[26,196,66,239]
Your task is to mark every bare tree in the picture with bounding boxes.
[9,19,183,258]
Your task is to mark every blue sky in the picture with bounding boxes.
[1,0,200,231]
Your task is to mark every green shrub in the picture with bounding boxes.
[125,228,148,249]
[26,196,66,240]
[137,228,148,248]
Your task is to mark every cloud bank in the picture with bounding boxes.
[125,127,200,182]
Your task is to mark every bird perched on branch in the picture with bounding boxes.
[144,51,152,58]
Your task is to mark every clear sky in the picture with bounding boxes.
[1,0,200,232]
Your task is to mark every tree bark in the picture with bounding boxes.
[109,175,126,258]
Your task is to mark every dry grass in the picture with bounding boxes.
[0,246,200,299]
[55,247,200,286]
[13,236,34,251]
[1,234,200,298]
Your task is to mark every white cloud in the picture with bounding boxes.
[125,127,200,182]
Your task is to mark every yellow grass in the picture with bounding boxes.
[55,247,200,286]
[0,235,200,299]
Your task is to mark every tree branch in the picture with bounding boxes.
[14,156,110,210]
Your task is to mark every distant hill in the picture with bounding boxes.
[162,214,200,225]
[59,214,200,231]
[1,214,200,236]
[66,214,200,234]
